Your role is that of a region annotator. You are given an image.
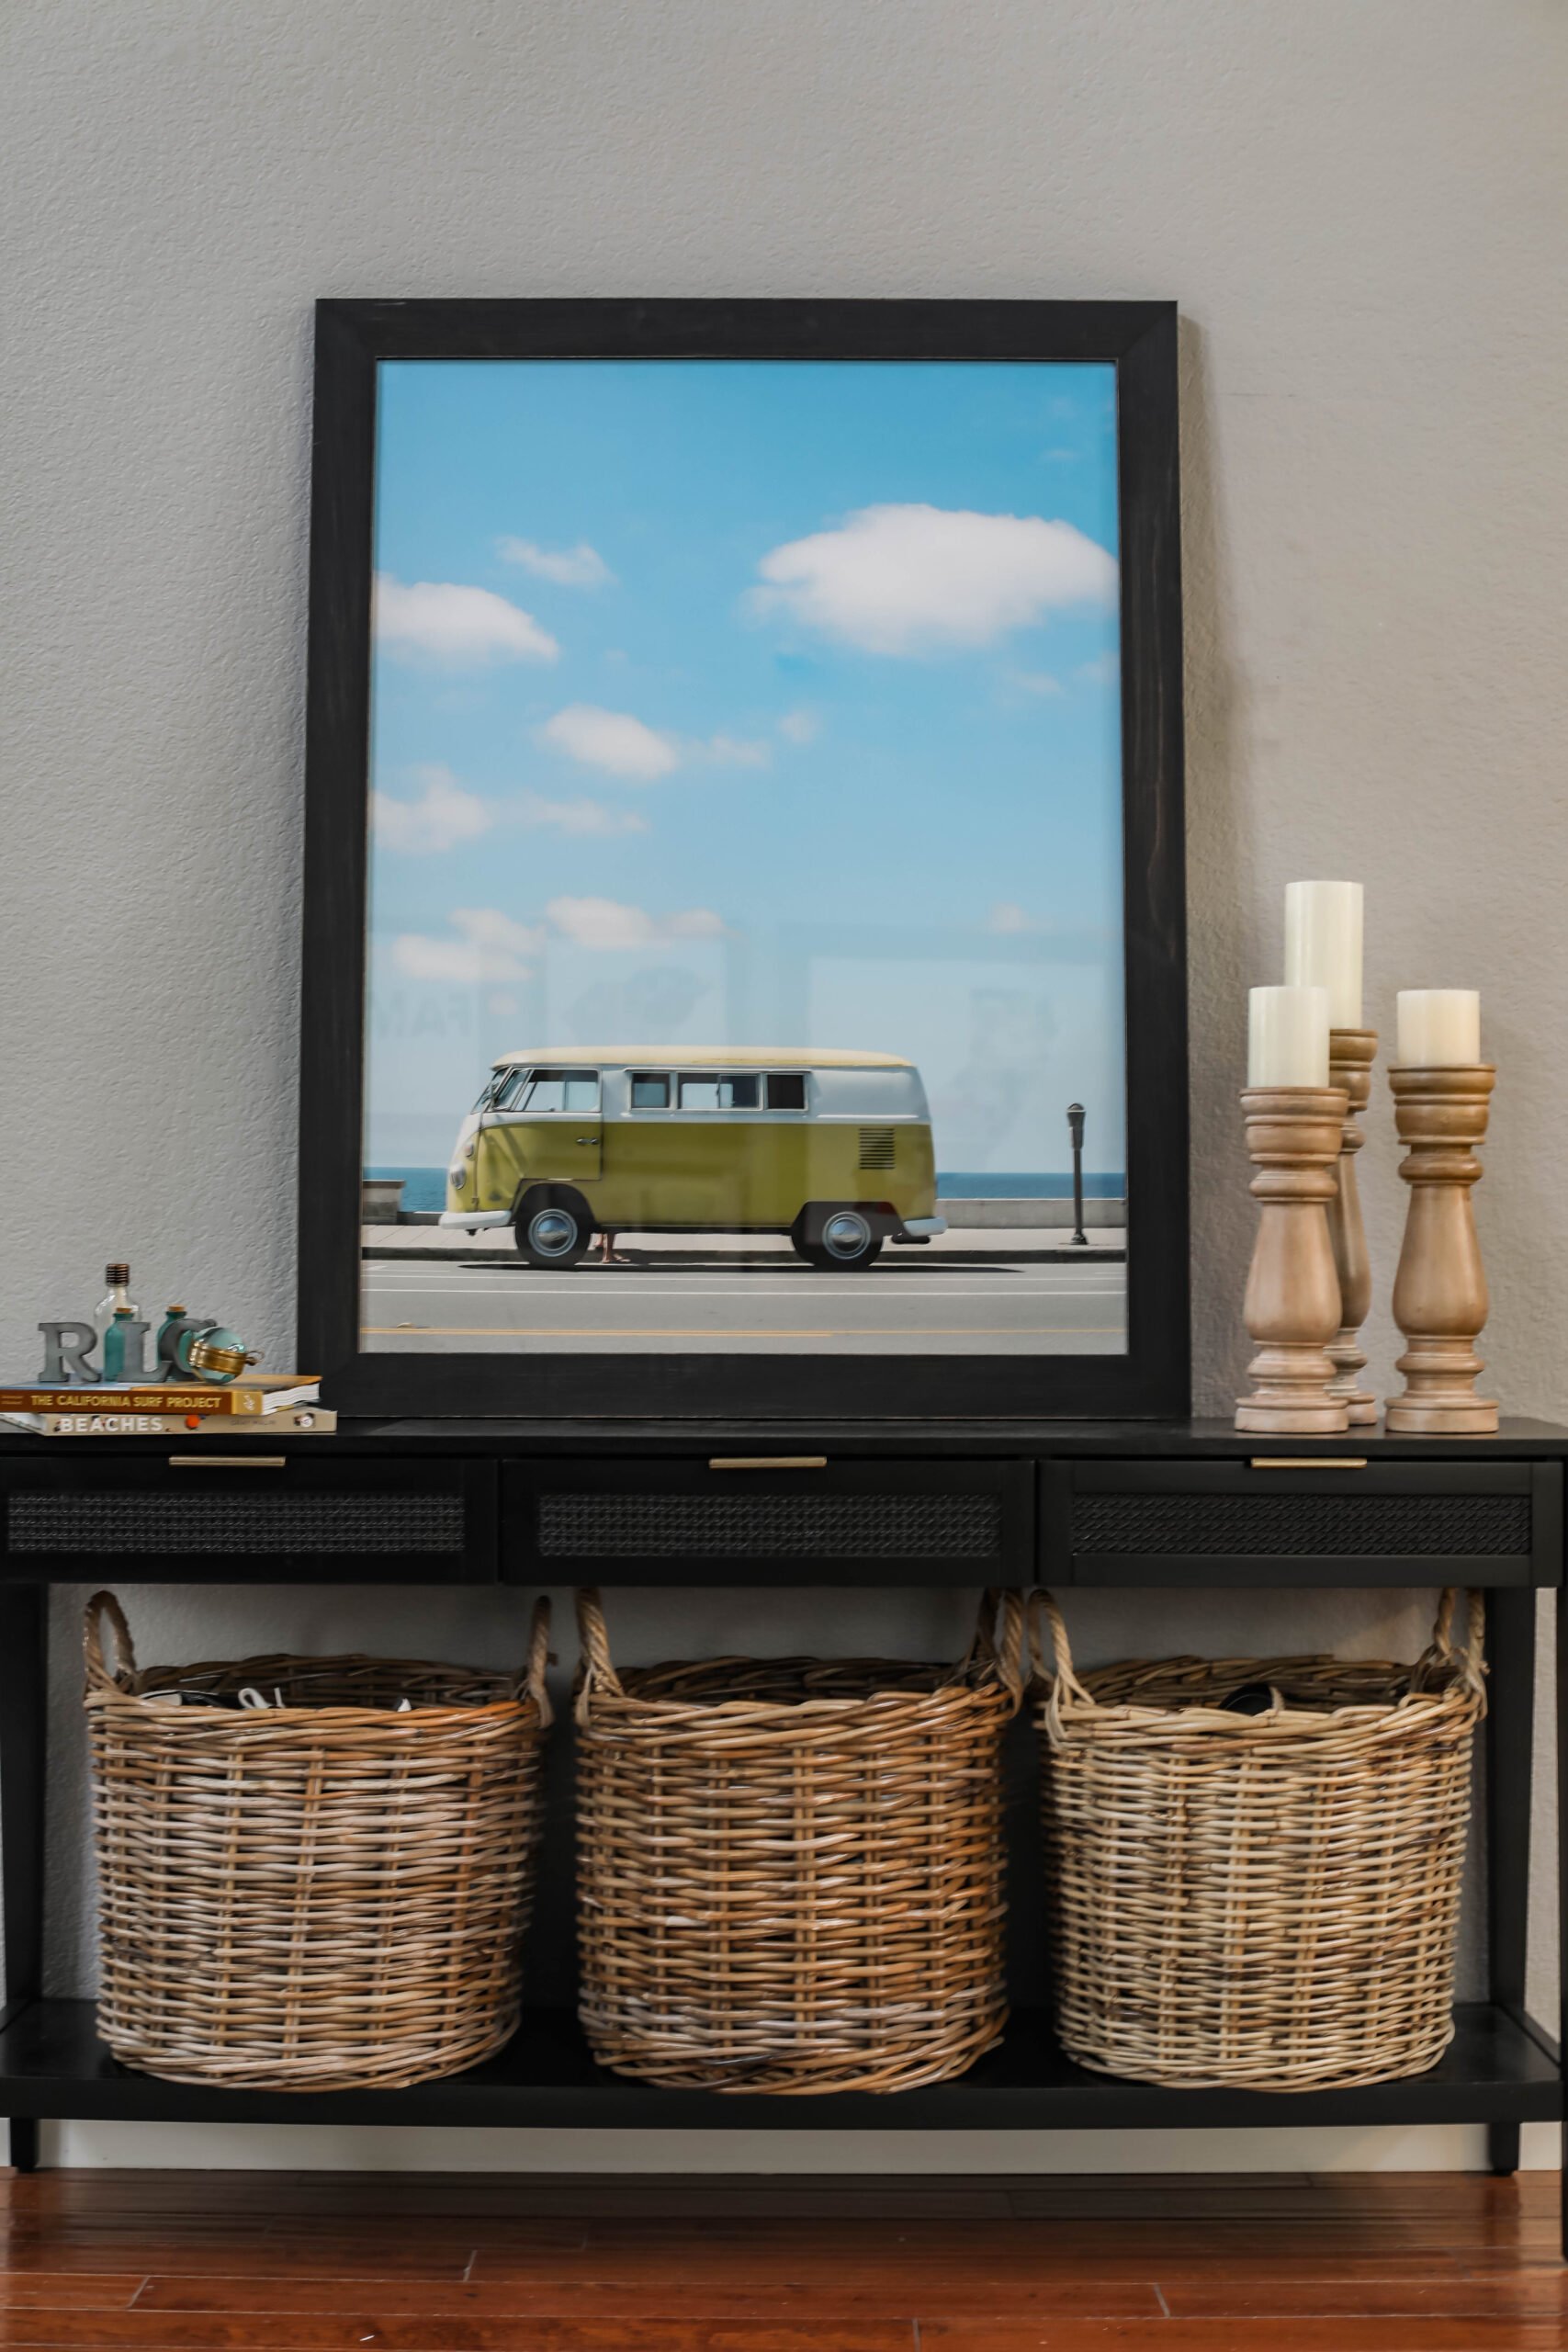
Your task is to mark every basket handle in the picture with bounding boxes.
[1026,1589,1095,1708]
[959,1587,1026,1702]
[83,1591,136,1693]
[522,1594,555,1727]
[574,1587,625,1722]
[1421,1586,1488,1700]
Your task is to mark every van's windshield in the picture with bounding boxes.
[471,1066,600,1114]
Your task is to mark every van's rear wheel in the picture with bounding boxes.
[514,1195,592,1268]
[792,1205,883,1272]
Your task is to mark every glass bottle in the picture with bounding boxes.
[101,1307,142,1382]
[93,1263,136,1347]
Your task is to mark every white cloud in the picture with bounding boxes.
[777,707,820,745]
[375,575,558,666]
[703,734,771,770]
[390,907,545,986]
[540,704,766,780]
[517,791,649,837]
[1007,669,1065,698]
[541,704,679,782]
[987,901,1034,935]
[372,765,493,854]
[547,896,726,952]
[1077,650,1121,686]
[497,537,614,589]
[753,503,1117,655]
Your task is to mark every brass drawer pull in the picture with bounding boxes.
[167,1455,288,1469]
[708,1456,828,1471]
[1249,1457,1369,1471]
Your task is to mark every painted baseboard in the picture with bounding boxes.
[39,2122,1563,2171]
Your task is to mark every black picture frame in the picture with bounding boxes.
[298,298,1189,1420]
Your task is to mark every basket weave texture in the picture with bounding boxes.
[1032,1588,1485,2092]
[574,1587,1023,2094]
[84,1590,551,2091]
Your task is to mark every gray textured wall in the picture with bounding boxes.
[4,0,1564,2167]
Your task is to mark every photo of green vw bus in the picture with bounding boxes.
[441,1048,946,1269]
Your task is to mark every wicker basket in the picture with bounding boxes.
[1032,1588,1485,2092]
[84,1590,552,2091]
[574,1586,1023,2093]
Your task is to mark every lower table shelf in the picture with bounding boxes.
[1,2000,1558,2132]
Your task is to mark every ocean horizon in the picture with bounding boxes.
[368,1166,1126,1214]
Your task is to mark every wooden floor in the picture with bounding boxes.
[0,2167,1563,2348]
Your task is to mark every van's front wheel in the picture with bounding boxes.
[792,1205,883,1272]
[514,1193,592,1268]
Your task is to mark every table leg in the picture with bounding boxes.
[0,1585,47,2175]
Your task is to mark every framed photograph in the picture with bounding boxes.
[299,300,1188,1419]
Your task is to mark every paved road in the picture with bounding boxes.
[362,1252,1127,1354]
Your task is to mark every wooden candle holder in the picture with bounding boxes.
[1235,1086,1350,1436]
[1385,1065,1498,1435]
[1326,1028,1379,1424]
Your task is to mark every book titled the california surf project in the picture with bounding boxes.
[0,1377,319,1418]
[0,1376,327,1435]
[1,1405,335,1436]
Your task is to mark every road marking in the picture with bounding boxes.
[365,1327,840,1340]
[363,1326,1118,1340]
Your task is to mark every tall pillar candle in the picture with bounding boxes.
[1285,881,1363,1030]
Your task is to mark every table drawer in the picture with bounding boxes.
[504,1458,1032,1584]
[1043,1459,1561,1587]
[0,1456,498,1582]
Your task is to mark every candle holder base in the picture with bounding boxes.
[1236,1374,1352,1438]
[1332,1365,1382,1426]
[1383,1337,1498,1435]
[1383,1395,1499,1437]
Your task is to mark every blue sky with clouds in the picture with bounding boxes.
[367,358,1126,1178]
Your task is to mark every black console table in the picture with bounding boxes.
[1,1418,1562,2242]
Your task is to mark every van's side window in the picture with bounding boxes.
[766,1073,807,1111]
[491,1069,529,1110]
[516,1069,599,1114]
[679,1075,760,1111]
[630,1074,671,1110]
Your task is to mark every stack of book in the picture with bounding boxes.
[0,1377,332,1436]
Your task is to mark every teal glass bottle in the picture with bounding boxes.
[101,1307,149,1382]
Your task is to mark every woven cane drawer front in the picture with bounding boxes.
[1050,1459,1553,1587]
[7,1490,465,1555]
[0,1461,497,1580]
[507,1460,1031,1581]
[1072,1489,1531,1559]
[538,1490,998,1558]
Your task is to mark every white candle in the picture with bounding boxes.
[1284,880,1363,1030]
[1248,985,1330,1088]
[1396,989,1481,1068]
